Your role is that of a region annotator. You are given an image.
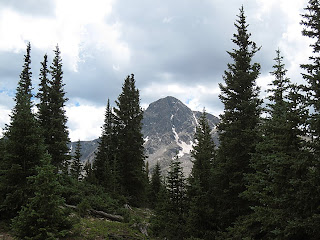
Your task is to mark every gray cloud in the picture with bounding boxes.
[1,0,294,108]
[0,0,309,140]
[0,0,55,17]
[102,0,293,109]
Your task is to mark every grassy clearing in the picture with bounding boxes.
[0,207,155,240]
[69,217,149,240]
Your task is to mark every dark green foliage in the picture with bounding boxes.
[299,1,320,237]
[224,50,311,239]
[214,6,262,231]
[301,0,320,124]
[166,157,186,217]
[36,54,50,141]
[114,74,147,206]
[187,110,216,239]
[0,137,7,219]
[83,161,96,184]
[189,110,215,190]
[70,139,83,181]
[59,176,120,215]
[151,158,187,240]
[37,49,70,172]
[47,45,70,171]
[93,99,118,192]
[0,43,47,220]
[150,186,171,238]
[11,154,72,239]
[148,162,163,208]
[0,137,5,168]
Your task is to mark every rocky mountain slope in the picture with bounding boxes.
[70,96,220,176]
[142,96,219,175]
[69,139,99,164]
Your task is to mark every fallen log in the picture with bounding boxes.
[90,209,124,222]
[64,204,124,222]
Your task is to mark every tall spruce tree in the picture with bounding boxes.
[83,161,96,184]
[47,45,70,171]
[187,109,216,239]
[36,54,50,142]
[226,50,310,239]
[114,74,146,206]
[93,99,118,192]
[148,162,163,208]
[0,43,47,219]
[70,139,83,181]
[189,109,215,189]
[214,6,262,231]
[152,157,186,240]
[301,0,320,144]
[299,0,320,237]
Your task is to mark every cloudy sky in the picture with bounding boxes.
[0,0,313,141]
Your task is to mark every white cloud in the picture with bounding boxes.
[257,74,273,97]
[0,95,105,141]
[0,91,14,136]
[0,0,129,72]
[66,102,105,141]
[142,81,221,115]
[0,105,11,137]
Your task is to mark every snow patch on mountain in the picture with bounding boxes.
[178,140,193,157]
[172,126,193,158]
[192,112,198,131]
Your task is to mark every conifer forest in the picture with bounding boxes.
[1,2,320,239]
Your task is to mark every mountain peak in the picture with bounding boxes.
[142,96,219,175]
[147,96,188,113]
[70,96,220,176]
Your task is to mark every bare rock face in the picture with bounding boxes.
[69,139,99,163]
[70,96,220,176]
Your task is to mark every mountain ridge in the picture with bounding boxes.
[70,96,220,175]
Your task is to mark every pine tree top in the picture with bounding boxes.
[17,42,32,97]
[219,6,262,131]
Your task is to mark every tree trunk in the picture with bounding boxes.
[64,204,124,222]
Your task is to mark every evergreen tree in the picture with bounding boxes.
[93,99,118,192]
[36,54,50,142]
[12,154,72,239]
[0,137,5,169]
[166,157,186,238]
[47,45,70,171]
[114,74,147,206]
[299,0,320,237]
[83,161,96,184]
[189,109,215,190]
[226,50,310,239]
[148,162,163,208]
[0,43,47,219]
[150,185,170,238]
[152,157,186,239]
[301,0,320,144]
[187,109,216,239]
[0,137,6,218]
[214,6,262,231]
[70,139,82,181]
